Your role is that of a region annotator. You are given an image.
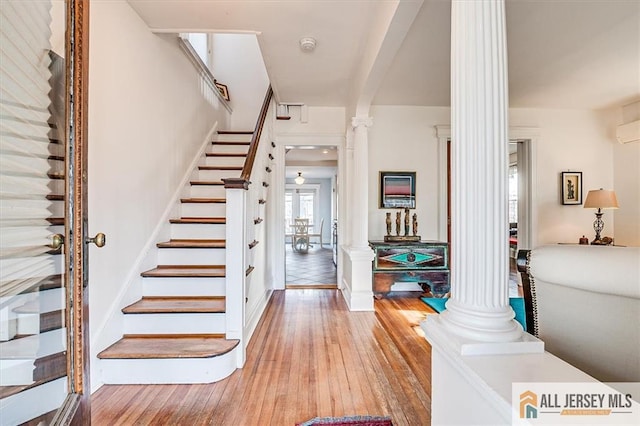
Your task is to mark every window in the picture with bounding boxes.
[285,186,319,227]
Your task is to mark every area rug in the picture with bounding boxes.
[296,415,393,425]
[422,297,527,330]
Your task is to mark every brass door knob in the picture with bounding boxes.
[87,232,106,247]
[50,234,64,250]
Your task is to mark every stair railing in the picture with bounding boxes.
[223,86,274,367]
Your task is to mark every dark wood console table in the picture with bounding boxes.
[369,240,450,299]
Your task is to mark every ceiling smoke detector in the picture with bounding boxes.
[299,37,316,52]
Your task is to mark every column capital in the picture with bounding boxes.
[351,116,373,130]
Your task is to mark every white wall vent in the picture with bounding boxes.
[616,120,640,144]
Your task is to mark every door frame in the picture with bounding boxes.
[51,0,91,423]
[435,125,539,251]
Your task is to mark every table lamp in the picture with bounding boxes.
[583,188,619,245]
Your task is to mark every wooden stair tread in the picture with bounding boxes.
[198,165,242,171]
[97,335,239,359]
[122,296,225,314]
[157,239,225,249]
[189,180,224,186]
[205,153,247,157]
[47,217,64,226]
[169,217,225,224]
[217,130,253,135]
[213,141,251,146]
[141,265,226,277]
[180,197,226,204]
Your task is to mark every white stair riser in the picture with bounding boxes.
[180,202,226,217]
[0,377,67,425]
[124,312,225,334]
[189,185,226,198]
[202,156,245,167]
[48,158,64,169]
[157,248,226,265]
[48,224,64,234]
[209,144,250,154]
[142,276,226,297]
[213,133,252,142]
[49,200,64,216]
[0,359,35,386]
[0,328,65,359]
[4,287,65,315]
[100,348,237,384]
[50,180,64,194]
[48,144,65,158]
[194,168,240,180]
[170,223,226,239]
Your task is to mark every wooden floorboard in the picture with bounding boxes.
[91,290,433,425]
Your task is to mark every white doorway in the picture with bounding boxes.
[509,139,533,296]
[283,147,337,287]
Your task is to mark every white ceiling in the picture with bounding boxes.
[128,0,640,110]
[285,147,337,180]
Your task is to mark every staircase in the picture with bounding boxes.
[97,130,254,384]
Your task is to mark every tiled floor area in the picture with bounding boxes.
[285,242,337,286]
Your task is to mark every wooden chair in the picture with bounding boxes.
[308,218,324,248]
[292,218,309,252]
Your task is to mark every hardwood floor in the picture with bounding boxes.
[91,290,434,425]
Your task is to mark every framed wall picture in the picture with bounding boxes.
[379,171,416,208]
[561,171,582,205]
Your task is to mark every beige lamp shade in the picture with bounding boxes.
[584,189,619,209]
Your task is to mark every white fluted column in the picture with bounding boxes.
[351,116,373,248]
[439,0,521,343]
[343,130,354,248]
[340,116,374,311]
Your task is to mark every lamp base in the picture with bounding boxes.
[591,237,613,246]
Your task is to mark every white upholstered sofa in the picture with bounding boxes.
[519,245,640,382]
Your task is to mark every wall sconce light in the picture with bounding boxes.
[583,188,619,245]
[294,172,305,185]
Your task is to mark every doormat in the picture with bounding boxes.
[296,415,393,426]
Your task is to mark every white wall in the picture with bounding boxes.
[88,1,230,390]
[211,33,270,130]
[510,108,616,245]
[275,106,346,137]
[606,103,640,247]
[613,142,640,247]
[368,106,450,242]
[368,106,626,248]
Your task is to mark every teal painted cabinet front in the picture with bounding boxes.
[369,241,450,298]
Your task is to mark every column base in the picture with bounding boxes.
[341,246,375,311]
[438,297,533,346]
[424,314,543,356]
